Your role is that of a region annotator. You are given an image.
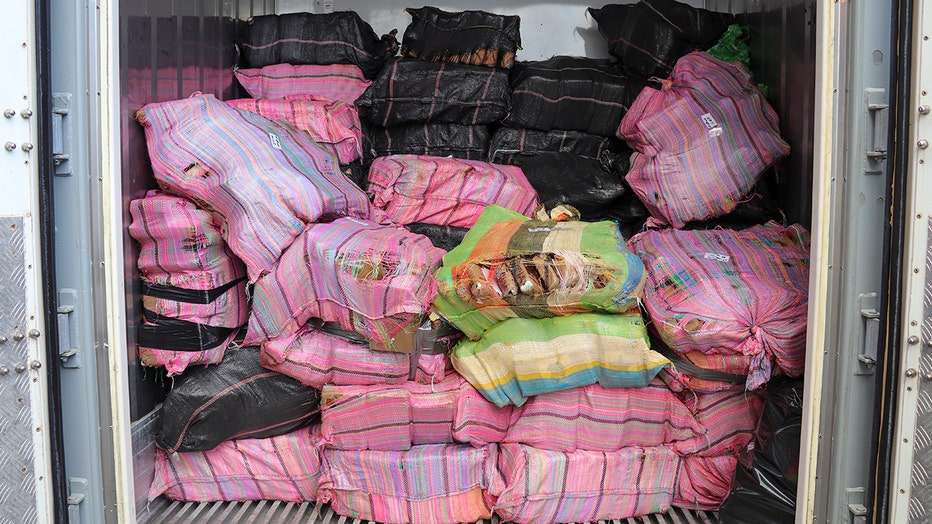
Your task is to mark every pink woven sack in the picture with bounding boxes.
[320,375,511,450]
[674,453,740,510]
[245,217,445,352]
[128,191,248,375]
[618,52,790,227]
[226,98,362,164]
[234,63,372,103]
[367,155,539,228]
[503,379,701,452]
[136,93,372,280]
[149,425,324,503]
[319,444,502,524]
[672,388,766,456]
[260,323,449,388]
[494,444,680,524]
[627,222,810,389]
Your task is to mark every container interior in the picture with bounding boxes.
[117,0,818,520]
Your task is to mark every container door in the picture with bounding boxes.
[890,1,932,521]
[0,0,54,522]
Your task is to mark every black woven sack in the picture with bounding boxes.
[503,56,647,136]
[241,12,398,78]
[589,0,733,79]
[357,58,510,126]
[488,126,628,163]
[505,152,629,221]
[362,123,490,163]
[401,6,521,69]
[156,345,321,453]
[404,223,469,252]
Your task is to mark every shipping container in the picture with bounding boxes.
[1,0,930,522]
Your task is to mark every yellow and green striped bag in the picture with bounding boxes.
[451,312,669,407]
[433,205,646,340]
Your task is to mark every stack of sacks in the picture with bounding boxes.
[617,51,790,228]
[627,222,809,509]
[236,11,401,173]
[128,190,248,375]
[149,346,324,503]
[492,55,644,221]
[366,154,539,249]
[358,7,517,164]
[315,375,567,523]
[316,375,507,522]
[427,204,676,523]
[136,93,373,281]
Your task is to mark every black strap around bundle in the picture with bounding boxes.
[651,338,748,385]
[137,309,241,352]
[141,277,247,305]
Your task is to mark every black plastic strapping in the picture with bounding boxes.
[137,309,240,352]
[141,277,246,305]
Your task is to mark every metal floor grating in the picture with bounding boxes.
[147,499,718,524]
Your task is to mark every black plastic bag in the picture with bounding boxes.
[357,58,510,126]
[718,378,803,524]
[241,12,397,78]
[363,123,490,164]
[401,6,521,69]
[404,222,469,252]
[341,162,369,190]
[503,56,646,136]
[505,152,628,221]
[589,0,733,79]
[157,346,321,453]
[685,175,785,230]
[488,126,627,163]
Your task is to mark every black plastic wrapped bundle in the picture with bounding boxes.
[488,126,628,163]
[401,6,521,69]
[404,223,469,252]
[503,56,647,136]
[505,151,629,221]
[362,123,490,164]
[718,378,803,524]
[357,58,510,126]
[156,346,322,453]
[589,0,733,79]
[241,12,398,78]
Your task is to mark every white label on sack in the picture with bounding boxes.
[527,227,552,233]
[268,132,283,150]
[703,252,731,263]
[701,113,719,129]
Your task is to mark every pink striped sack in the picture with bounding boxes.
[618,52,790,227]
[136,93,373,280]
[320,375,511,450]
[494,444,680,524]
[627,222,810,389]
[128,191,248,375]
[503,379,702,452]
[226,98,362,164]
[674,453,740,510]
[673,388,766,456]
[234,63,372,103]
[149,425,324,503]
[260,323,449,389]
[245,218,445,352]
[367,155,539,228]
[319,444,502,524]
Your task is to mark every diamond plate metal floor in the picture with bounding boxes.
[146,499,718,524]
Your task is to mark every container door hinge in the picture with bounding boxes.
[57,289,81,368]
[865,88,889,173]
[52,92,72,176]
[67,477,88,524]
[857,292,880,375]
[846,487,868,523]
